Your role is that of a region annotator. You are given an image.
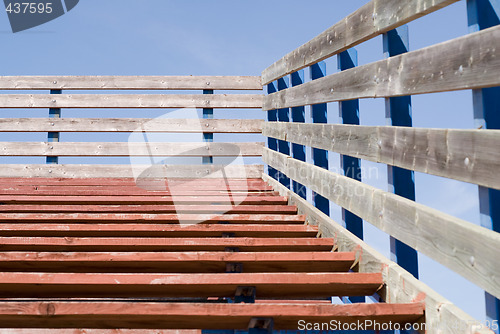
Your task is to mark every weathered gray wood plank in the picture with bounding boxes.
[261,0,460,85]
[0,94,263,109]
[263,174,494,334]
[262,148,500,299]
[0,142,264,157]
[0,164,263,179]
[263,25,500,110]
[263,122,500,190]
[0,76,262,90]
[0,118,263,133]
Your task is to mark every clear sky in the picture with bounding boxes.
[0,0,488,322]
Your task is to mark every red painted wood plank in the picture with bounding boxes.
[0,272,383,298]
[0,251,353,273]
[0,188,276,196]
[0,237,334,252]
[0,223,318,238]
[0,178,269,187]
[0,195,288,205]
[0,302,425,329]
[0,204,297,214]
[0,213,306,224]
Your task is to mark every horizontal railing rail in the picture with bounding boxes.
[0,118,263,133]
[263,122,500,190]
[0,76,264,179]
[0,76,262,90]
[263,24,500,110]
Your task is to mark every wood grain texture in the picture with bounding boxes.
[0,118,263,133]
[263,148,500,299]
[263,174,494,334]
[0,272,382,298]
[0,302,424,330]
[263,25,500,110]
[0,164,263,178]
[0,142,264,157]
[263,122,500,189]
[0,224,317,238]
[0,236,334,252]
[0,94,263,109]
[0,213,305,224]
[0,76,262,90]
[0,251,353,273]
[261,0,460,84]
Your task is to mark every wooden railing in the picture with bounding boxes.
[0,76,264,178]
[262,0,500,332]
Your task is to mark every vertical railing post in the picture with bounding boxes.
[338,49,366,306]
[47,89,62,165]
[338,49,363,241]
[290,70,307,199]
[202,89,214,165]
[309,61,329,215]
[277,77,291,189]
[467,0,500,330]
[266,81,279,181]
[383,26,419,279]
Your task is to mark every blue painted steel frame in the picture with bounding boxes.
[338,49,363,241]
[338,49,366,306]
[277,77,291,189]
[290,70,307,199]
[267,82,279,181]
[467,0,500,330]
[310,62,329,215]
[46,89,61,164]
[383,26,419,279]
[202,89,214,165]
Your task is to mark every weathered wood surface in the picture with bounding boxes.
[263,148,500,299]
[0,118,263,133]
[0,204,294,214]
[263,122,500,189]
[0,76,262,90]
[263,174,494,334]
[0,194,287,205]
[263,25,500,110]
[0,142,264,157]
[0,302,424,330]
[0,236,334,252]
[0,213,306,224]
[0,164,263,178]
[261,0,460,84]
[0,177,268,187]
[0,272,382,298]
[0,224,317,238]
[0,251,354,273]
[0,94,263,109]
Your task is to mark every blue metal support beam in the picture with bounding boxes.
[46,89,62,165]
[338,49,365,305]
[467,0,500,330]
[202,89,214,165]
[267,82,279,181]
[383,26,419,279]
[290,70,307,199]
[338,49,363,241]
[277,77,291,189]
[310,62,329,215]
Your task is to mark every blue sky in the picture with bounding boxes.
[1,0,488,322]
